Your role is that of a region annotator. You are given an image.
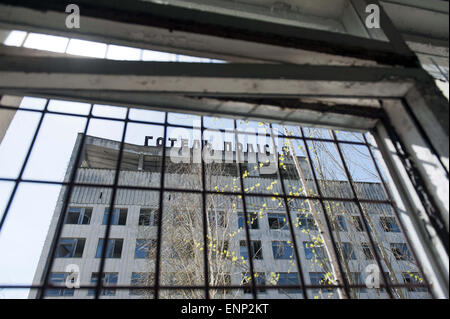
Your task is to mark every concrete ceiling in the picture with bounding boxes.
[381,1,449,42]
[237,0,449,42]
[152,0,448,44]
[231,0,347,19]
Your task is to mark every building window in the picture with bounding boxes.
[55,238,85,258]
[135,239,156,259]
[102,208,128,225]
[276,273,301,294]
[303,241,326,260]
[350,272,366,293]
[65,207,92,225]
[88,273,118,296]
[138,208,159,226]
[391,243,412,261]
[95,239,123,258]
[402,272,427,292]
[238,213,259,229]
[240,240,263,260]
[341,243,356,260]
[350,216,364,232]
[242,272,266,294]
[371,272,396,294]
[332,216,347,232]
[298,214,318,231]
[309,272,326,286]
[380,217,401,233]
[309,272,333,293]
[130,272,154,296]
[45,273,75,297]
[268,213,289,230]
[361,243,382,260]
[272,241,293,260]
[362,243,374,260]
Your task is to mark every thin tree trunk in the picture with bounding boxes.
[282,125,349,299]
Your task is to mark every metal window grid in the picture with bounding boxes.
[0,98,435,299]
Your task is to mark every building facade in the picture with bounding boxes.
[29,134,430,299]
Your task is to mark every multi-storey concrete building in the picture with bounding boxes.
[29,134,430,299]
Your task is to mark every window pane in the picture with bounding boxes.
[268,213,288,230]
[103,208,127,225]
[96,239,123,258]
[56,238,85,258]
[3,30,27,47]
[240,240,263,260]
[272,241,293,260]
[88,273,118,296]
[46,273,75,297]
[238,212,259,229]
[66,39,107,58]
[23,33,69,53]
[276,273,301,294]
[65,208,81,225]
[242,272,266,294]
[135,239,155,259]
[106,45,141,60]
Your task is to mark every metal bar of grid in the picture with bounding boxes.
[37,104,95,299]
[363,133,434,298]
[95,108,130,299]
[233,119,258,299]
[299,127,352,299]
[330,130,395,299]
[200,116,210,299]
[269,124,309,298]
[153,112,169,299]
